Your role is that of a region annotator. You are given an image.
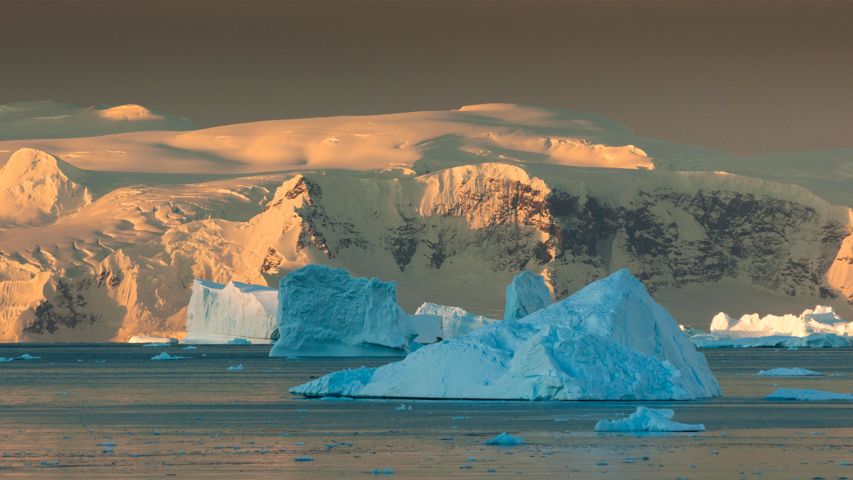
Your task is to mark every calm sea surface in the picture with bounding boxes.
[1,344,853,479]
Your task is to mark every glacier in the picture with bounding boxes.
[184,280,278,344]
[289,269,721,400]
[688,305,853,348]
[503,271,552,321]
[269,265,415,357]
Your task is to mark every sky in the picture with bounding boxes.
[2,0,852,155]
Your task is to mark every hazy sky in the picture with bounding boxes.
[3,0,852,155]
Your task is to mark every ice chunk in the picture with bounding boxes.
[404,313,444,344]
[1,353,42,362]
[226,364,244,371]
[150,352,187,361]
[766,388,853,401]
[185,280,278,344]
[757,367,822,377]
[483,433,524,446]
[270,265,414,357]
[504,271,552,321]
[414,303,499,338]
[128,335,177,344]
[290,269,721,400]
[594,407,705,432]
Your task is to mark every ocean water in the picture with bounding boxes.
[1,344,853,478]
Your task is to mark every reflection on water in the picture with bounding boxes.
[1,344,853,478]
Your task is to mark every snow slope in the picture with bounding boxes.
[290,269,721,400]
[0,100,191,140]
[0,103,849,342]
[184,280,277,344]
[0,148,92,225]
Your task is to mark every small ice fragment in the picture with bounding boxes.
[294,456,314,462]
[226,364,244,371]
[766,388,853,401]
[15,353,41,361]
[150,352,187,361]
[451,416,468,421]
[757,367,822,377]
[182,345,197,351]
[594,407,705,432]
[393,404,411,411]
[484,433,524,446]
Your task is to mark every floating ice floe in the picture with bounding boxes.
[184,280,278,345]
[128,335,178,345]
[269,265,415,357]
[1,353,42,362]
[150,352,188,361]
[503,271,552,321]
[766,388,853,401]
[688,306,853,348]
[290,269,721,400]
[484,433,524,446]
[757,367,822,377]
[594,407,705,432]
[226,364,244,371]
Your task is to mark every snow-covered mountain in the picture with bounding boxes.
[0,103,849,341]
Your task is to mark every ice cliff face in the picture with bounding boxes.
[184,280,277,344]
[290,269,721,400]
[269,265,414,356]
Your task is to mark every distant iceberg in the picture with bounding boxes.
[688,305,853,348]
[766,388,853,401]
[269,265,415,357]
[413,302,499,339]
[503,270,552,321]
[290,269,721,400]
[184,280,278,345]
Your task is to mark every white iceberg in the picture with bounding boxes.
[594,407,705,432]
[711,305,851,337]
[269,265,414,357]
[150,352,187,361]
[290,269,721,400]
[483,433,524,446]
[766,388,853,401]
[757,367,822,377]
[504,271,552,321]
[413,302,499,339]
[128,335,177,344]
[184,280,278,344]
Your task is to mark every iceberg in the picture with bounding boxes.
[690,332,852,349]
[184,280,278,344]
[503,271,552,321]
[757,367,822,377]
[594,407,705,432]
[766,388,853,401]
[711,305,851,337]
[150,352,187,361]
[269,265,414,357]
[128,335,177,344]
[414,302,499,339]
[290,269,721,400]
[483,433,525,446]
